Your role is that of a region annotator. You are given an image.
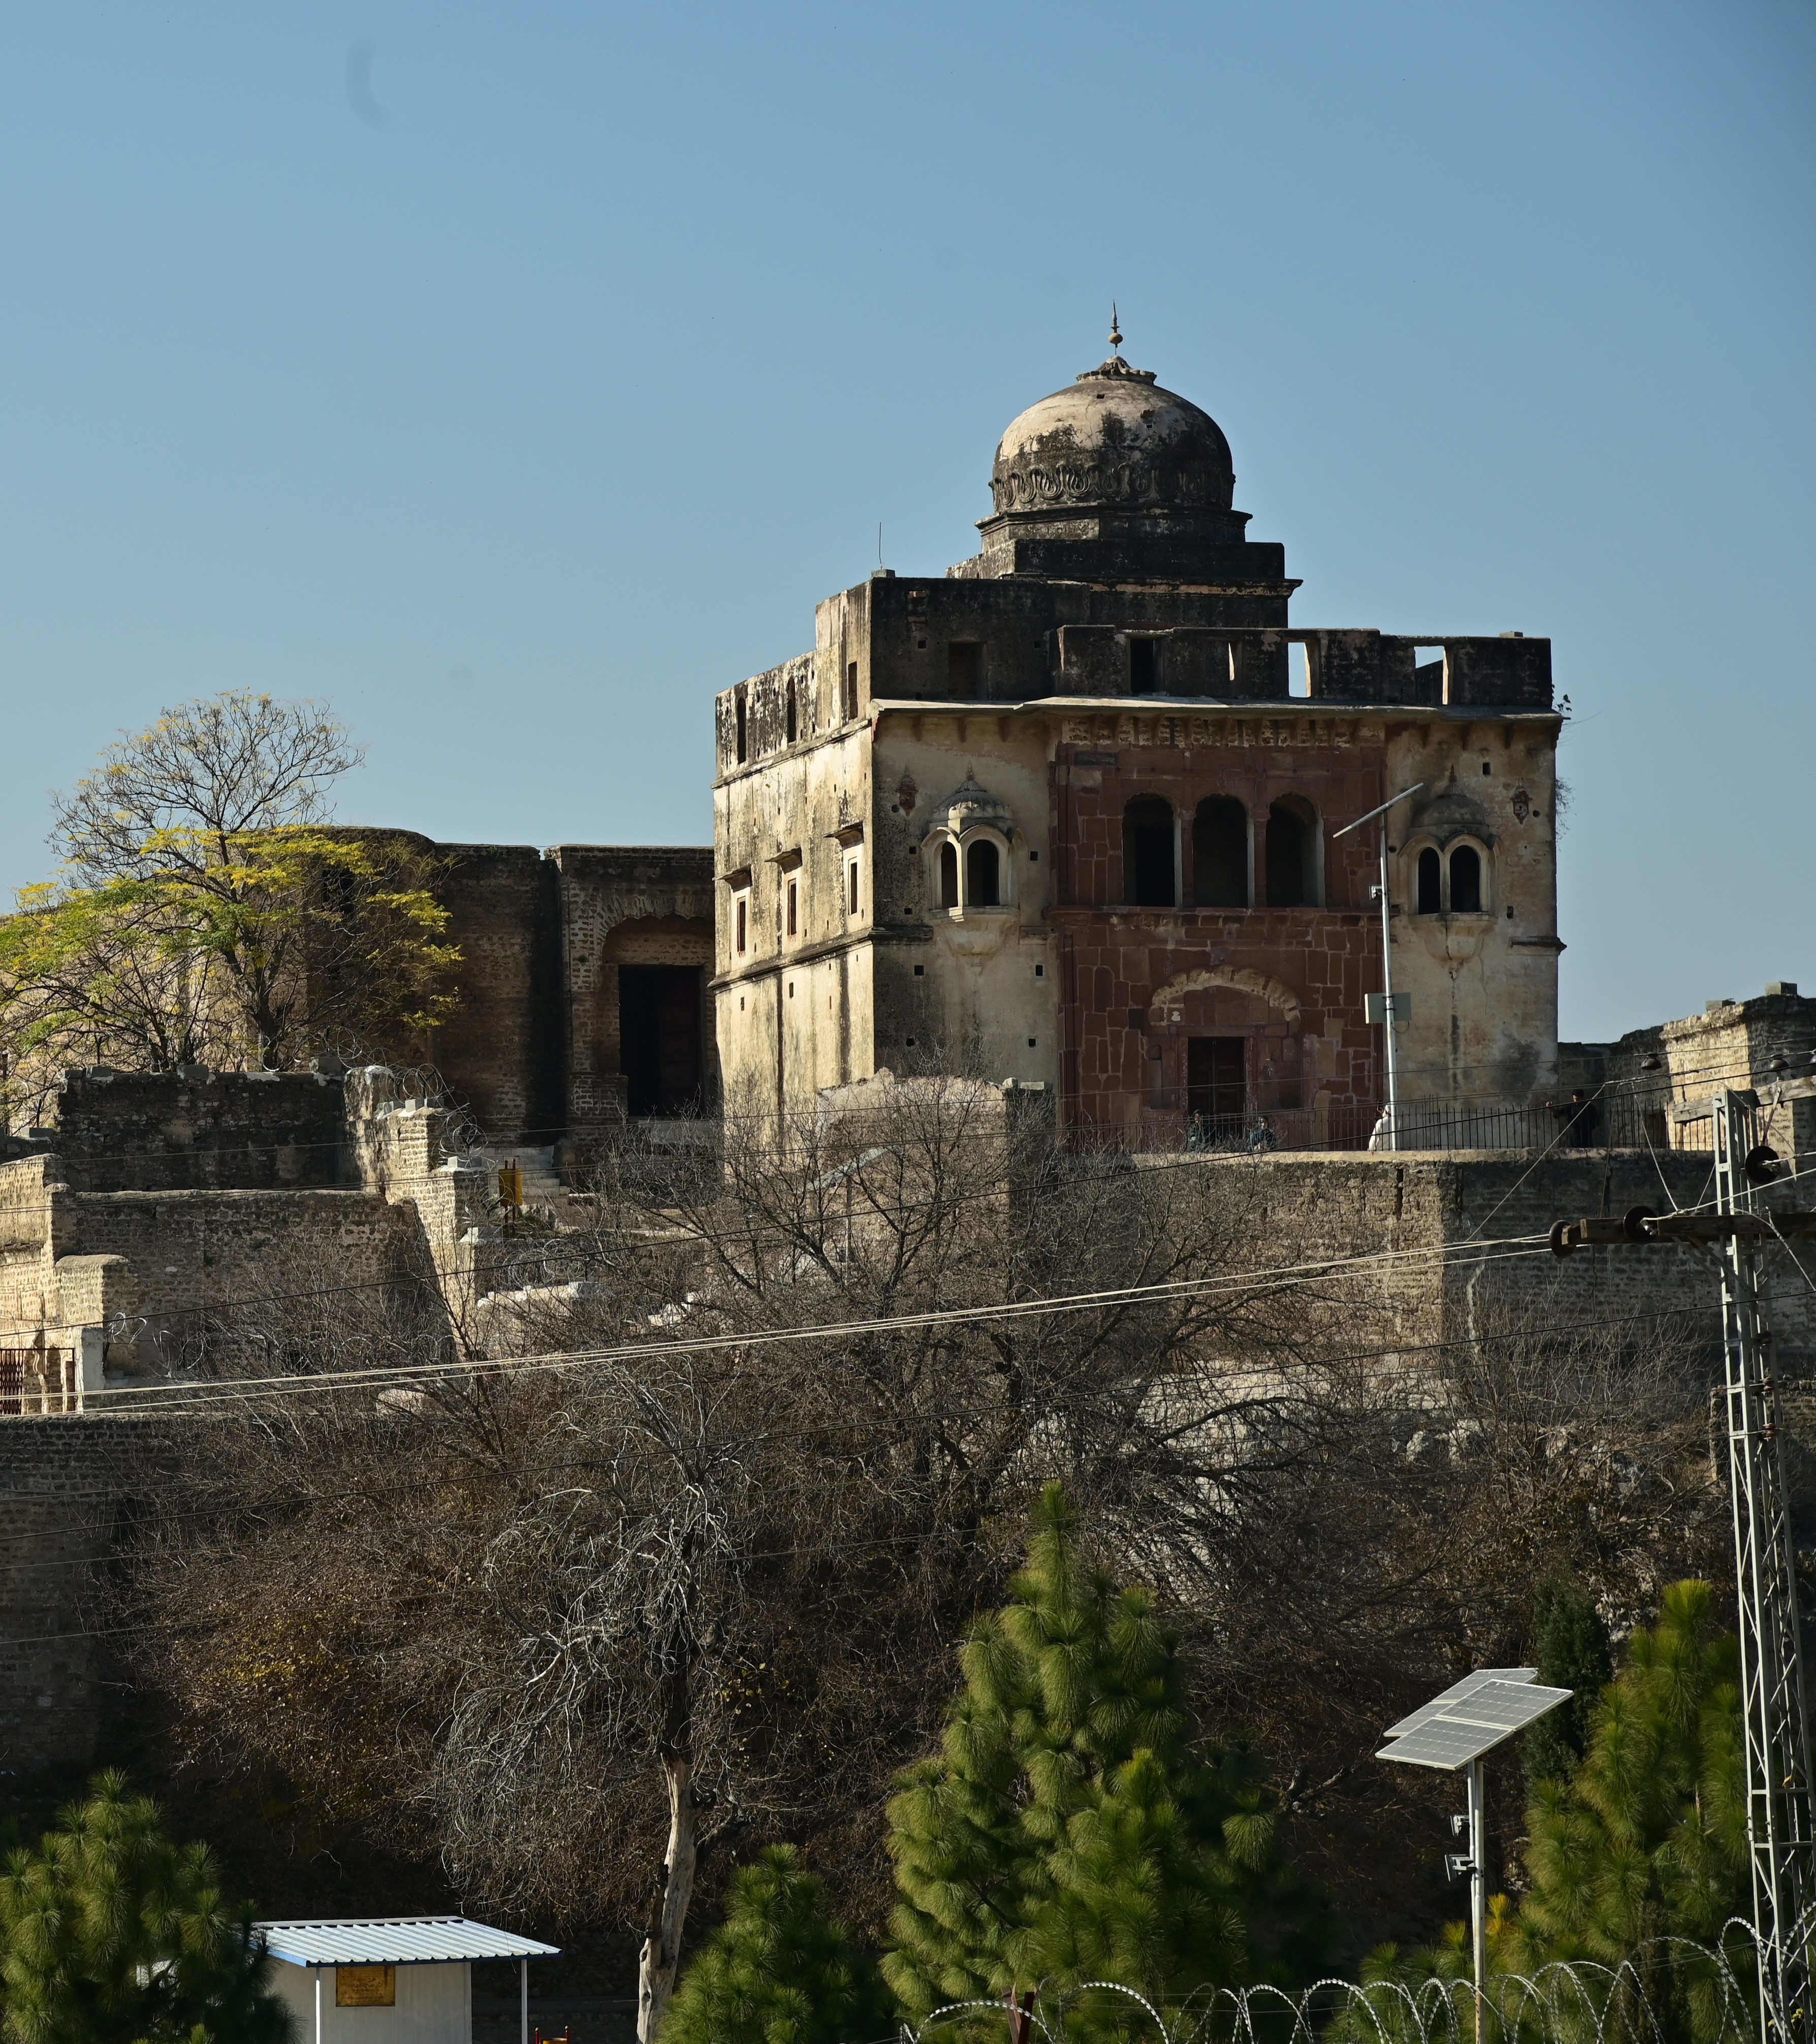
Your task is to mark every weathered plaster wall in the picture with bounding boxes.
[871,717,1057,1086]
[1383,717,1563,1110]
[714,718,874,1122]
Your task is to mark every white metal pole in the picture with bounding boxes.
[314,1968,322,2044]
[1467,1758,1486,2044]
[1333,782,1420,1154]
[521,1957,529,2044]
[1378,817,1400,1150]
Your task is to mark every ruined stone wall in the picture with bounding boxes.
[0,1419,134,1770]
[40,1069,354,1193]
[1566,987,1816,1159]
[428,844,565,1142]
[1660,990,1816,1124]
[0,1138,431,1378]
[63,1188,421,1372]
[0,1157,77,1356]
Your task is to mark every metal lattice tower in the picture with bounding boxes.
[1712,1089,1815,2037]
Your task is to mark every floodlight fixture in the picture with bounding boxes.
[1378,1668,1572,2043]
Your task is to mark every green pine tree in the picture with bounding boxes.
[883,1485,1331,2031]
[1520,1570,1612,1793]
[1344,1582,1754,2044]
[662,1845,895,2044]
[0,1773,293,2044]
[1504,1579,1751,2035]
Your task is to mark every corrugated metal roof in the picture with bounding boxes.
[255,1917,560,1967]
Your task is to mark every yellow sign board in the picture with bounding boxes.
[336,1964,397,2006]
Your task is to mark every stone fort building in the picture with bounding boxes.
[713,331,1564,1141]
[2,333,1813,1775]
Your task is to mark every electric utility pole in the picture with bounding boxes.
[1551,1089,1815,2037]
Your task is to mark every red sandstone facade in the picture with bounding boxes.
[1051,730,1386,1143]
[716,337,1562,1138]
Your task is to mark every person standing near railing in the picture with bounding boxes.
[1546,1088,1602,1147]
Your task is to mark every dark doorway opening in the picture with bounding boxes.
[1123,795,1176,907]
[1265,797,1316,907]
[948,642,983,698]
[1187,1037,1247,1123]
[620,965,704,1116]
[1192,796,1248,907]
[1129,637,1160,693]
[965,838,1000,906]
[938,842,959,908]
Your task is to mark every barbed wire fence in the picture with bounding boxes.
[898,1917,1810,2042]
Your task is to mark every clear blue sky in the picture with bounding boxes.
[1,2,1809,1043]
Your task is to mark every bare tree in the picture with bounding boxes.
[51,692,361,884]
[119,1082,1729,2020]
[2,693,458,1086]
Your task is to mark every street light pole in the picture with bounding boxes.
[1335,784,1423,1151]
[1466,1759,1486,2044]
[1377,814,1400,1149]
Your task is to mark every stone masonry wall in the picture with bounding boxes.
[0,1420,134,1770]
[429,843,565,1142]
[550,847,716,1131]
[41,1069,354,1193]
[1150,1147,1816,1367]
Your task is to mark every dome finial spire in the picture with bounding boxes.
[1109,301,1122,353]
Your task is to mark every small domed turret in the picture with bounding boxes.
[991,325,1236,520]
[958,315,1281,591]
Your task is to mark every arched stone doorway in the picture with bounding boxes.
[598,915,715,1120]
[1145,967,1306,1132]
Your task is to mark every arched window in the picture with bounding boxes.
[938,841,959,909]
[1416,846,1442,915]
[1449,843,1483,914]
[1192,796,1248,908]
[734,690,749,764]
[965,838,1001,907]
[1265,797,1317,907]
[785,679,797,744]
[1123,795,1176,908]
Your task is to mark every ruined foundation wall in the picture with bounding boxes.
[0,1420,129,1770]
[40,1069,355,1193]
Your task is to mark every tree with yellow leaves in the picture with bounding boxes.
[0,693,458,1116]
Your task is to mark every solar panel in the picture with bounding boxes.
[1383,1667,1538,1739]
[1377,1679,1573,1772]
